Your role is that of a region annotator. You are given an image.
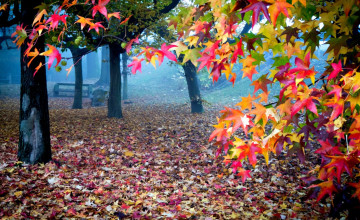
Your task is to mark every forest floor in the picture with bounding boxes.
[0,97,333,219]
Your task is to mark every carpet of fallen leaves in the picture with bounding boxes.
[0,97,331,219]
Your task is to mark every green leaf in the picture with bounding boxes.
[272,56,289,68]
[195,0,208,4]
[283,125,294,133]
[250,51,265,65]
[200,13,213,22]
[181,48,202,66]
[300,4,317,21]
[325,35,349,57]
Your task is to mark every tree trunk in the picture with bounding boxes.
[108,44,123,118]
[183,60,204,113]
[69,47,85,109]
[122,53,129,100]
[95,45,110,86]
[18,0,51,164]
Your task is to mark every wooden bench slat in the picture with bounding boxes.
[53,83,93,97]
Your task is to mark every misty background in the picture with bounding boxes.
[0,32,329,107]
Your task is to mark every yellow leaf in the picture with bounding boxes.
[334,117,346,129]
[292,0,306,6]
[14,191,23,197]
[150,55,157,69]
[231,212,241,218]
[184,36,199,47]
[170,41,188,56]
[135,200,143,206]
[280,203,287,209]
[124,150,134,157]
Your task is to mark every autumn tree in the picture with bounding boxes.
[1,0,52,164]
[128,0,360,216]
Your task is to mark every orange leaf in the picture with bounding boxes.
[251,74,273,93]
[108,12,121,20]
[236,94,258,111]
[75,15,93,30]
[242,66,258,81]
[33,9,47,26]
[120,15,132,25]
[268,0,293,26]
[33,62,43,77]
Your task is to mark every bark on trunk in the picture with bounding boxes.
[177,53,204,113]
[69,47,85,109]
[108,45,123,118]
[18,0,51,164]
[183,60,204,113]
[122,53,128,100]
[95,45,110,86]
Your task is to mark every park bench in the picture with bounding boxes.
[53,83,93,97]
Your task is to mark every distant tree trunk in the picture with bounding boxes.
[18,0,51,164]
[86,51,99,79]
[108,44,123,118]
[122,53,129,100]
[95,45,110,86]
[69,46,87,109]
[183,61,204,113]
[178,55,204,113]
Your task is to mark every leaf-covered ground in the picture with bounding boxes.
[0,97,331,219]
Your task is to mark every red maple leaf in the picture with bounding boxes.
[315,140,342,156]
[203,40,220,57]
[327,85,342,101]
[310,179,338,202]
[237,168,252,183]
[291,96,318,117]
[40,44,62,69]
[210,59,226,82]
[125,35,140,53]
[324,98,344,120]
[209,121,228,142]
[156,43,177,65]
[328,60,342,80]
[88,22,105,34]
[230,160,242,173]
[231,39,244,63]
[324,155,359,182]
[237,142,261,167]
[240,1,271,28]
[128,57,144,74]
[197,52,214,71]
[46,13,68,30]
[224,20,238,37]
[92,0,110,18]
[348,182,360,201]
